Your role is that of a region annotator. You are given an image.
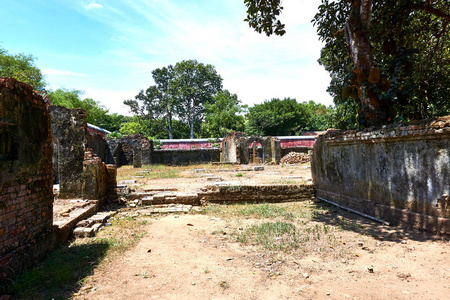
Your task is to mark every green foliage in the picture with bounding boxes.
[124,65,177,138]
[246,98,323,136]
[119,118,148,136]
[201,90,247,138]
[244,0,286,36]
[125,59,223,139]
[172,59,223,139]
[106,131,123,140]
[99,113,125,132]
[47,88,111,125]
[0,47,45,90]
[313,0,450,126]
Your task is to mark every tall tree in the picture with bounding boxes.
[124,66,177,138]
[245,0,450,127]
[201,90,247,138]
[0,47,45,90]
[172,60,223,139]
[245,98,311,136]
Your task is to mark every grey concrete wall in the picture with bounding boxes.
[311,117,450,234]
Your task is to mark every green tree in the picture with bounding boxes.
[302,100,335,131]
[244,0,450,127]
[172,60,223,139]
[314,0,450,127]
[201,90,247,138]
[99,113,125,132]
[124,66,177,138]
[0,47,45,90]
[245,98,311,136]
[47,89,109,125]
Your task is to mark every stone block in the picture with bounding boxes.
[73,227,85,238]
[83,227,95,237]
[252,166,264,171]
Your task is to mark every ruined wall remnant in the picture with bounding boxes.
[311,117,450,234]
[50,105,86,198]
[152,148,220,165]
[221,132,281,164]
[107,134,152,167]
[0,77,54,284]
[198,184,315,204]
[86,131,108,163]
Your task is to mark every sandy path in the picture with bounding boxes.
[75,212,449,300]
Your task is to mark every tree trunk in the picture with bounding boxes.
[345,0,388,127]
[168,115,173,139]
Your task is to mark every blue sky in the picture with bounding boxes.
[0,0,333,114]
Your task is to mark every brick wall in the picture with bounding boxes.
[0,77,54,283]
[198,184,315,204]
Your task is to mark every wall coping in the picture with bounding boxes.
[319,116,450,145]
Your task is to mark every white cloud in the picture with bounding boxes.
[42,68,88,77]
[82,1,103,10]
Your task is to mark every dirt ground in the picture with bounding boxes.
[74,165,449,300]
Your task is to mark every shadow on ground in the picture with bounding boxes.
[311,200,448,243]
[4,240,111,300]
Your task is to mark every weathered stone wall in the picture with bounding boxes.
[81,149,117,201]
[86,132,108,163]
[107,135,152,167]
[152,148,220,165]
[311,117,450,234]
[50,105,86,198]
[0,77,54,284]
[198,184,315,204]
[221,132,281,164]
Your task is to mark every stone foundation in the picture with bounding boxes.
[198,184,315,204]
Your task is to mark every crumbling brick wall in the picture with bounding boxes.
[311,117,450,234]
[50,105,86,198]
[107,134,152,167]
[0,77,54,283]
[82,149,117,201]
[221,132,281,164]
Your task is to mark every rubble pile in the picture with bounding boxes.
[280,152,310,164]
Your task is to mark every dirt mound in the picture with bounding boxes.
[280,152,310,164]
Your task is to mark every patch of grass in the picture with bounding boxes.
[236,221,301,251]
[235,172,243,177]
[234,220,341,256]
[5,217,149,299]
[201,202,321,221]
[237,203,295,220]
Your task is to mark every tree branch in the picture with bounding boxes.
[406,3,450,21]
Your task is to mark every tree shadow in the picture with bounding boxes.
[5,240,111,300]
[311,200,447,243]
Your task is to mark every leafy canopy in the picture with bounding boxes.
[48,89,111,126]
[0,47,46,90]
[201,90,247,138]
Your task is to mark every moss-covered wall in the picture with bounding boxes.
[311,117,450,233]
